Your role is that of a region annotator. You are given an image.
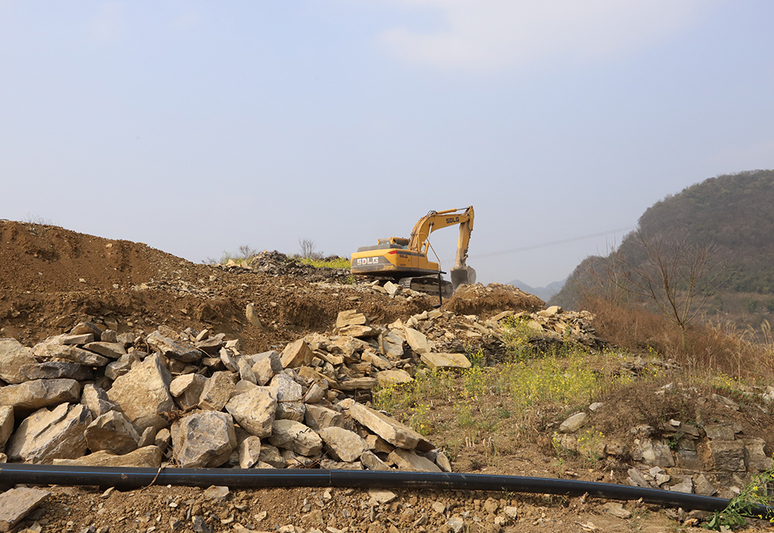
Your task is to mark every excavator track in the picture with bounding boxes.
[399,276,453,299]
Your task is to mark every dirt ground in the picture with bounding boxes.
[1,220,773,533]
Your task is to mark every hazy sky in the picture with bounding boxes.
[2,1,773,286]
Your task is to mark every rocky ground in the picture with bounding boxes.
[1,220,774,533]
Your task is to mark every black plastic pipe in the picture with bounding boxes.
[2,463,770,517]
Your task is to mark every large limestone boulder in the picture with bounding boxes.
[0,379,81,414]
[171,411,236,468]
[318,427,368,463]
[85,410,141,455]
[53,446,162,468]
[0,338,47,384]
[348,403,432,451]
[107,354,174,432]
[225,387,277,438]
[7,403,92,463]
[269,419,323,457]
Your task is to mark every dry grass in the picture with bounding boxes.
[581,295,774,381]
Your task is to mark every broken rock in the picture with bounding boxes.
[387,448,441,472]
[280,340,314,369]
[172,411,236,468]
[225,387,277,438]
[269,419,323,457]
[0,487,50,533]
[0,378,80,414]
[53,445,163,468]
[107,354,174,432]
[7,403,92,463]
[318,427,368,462]
[84,410,141,455]
[348,403,431,451]
[146,330,202,363]
[420,353,471,370]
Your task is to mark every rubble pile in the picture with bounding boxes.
[0,299,611,473]
[0,315,453,473]
[217,251,351,284]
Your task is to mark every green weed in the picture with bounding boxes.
[705,464,774,530]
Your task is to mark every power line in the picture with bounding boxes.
[469,225,636,259]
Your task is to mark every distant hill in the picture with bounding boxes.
[509,278,565,302]
[552,169,774,326]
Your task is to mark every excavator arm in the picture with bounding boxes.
[408,206,476,289]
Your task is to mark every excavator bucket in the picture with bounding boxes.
[450,266,476,292]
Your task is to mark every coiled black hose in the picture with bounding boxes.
[2,463,771,517]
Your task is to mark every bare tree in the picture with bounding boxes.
[298,238,317,259]
[238,245,257,260]
[615,231,727,330]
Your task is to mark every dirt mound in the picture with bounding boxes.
[442,283,545,317]
[0,221,434,350]
[0,220,183,293]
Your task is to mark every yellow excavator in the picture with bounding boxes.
[350,206,476,299]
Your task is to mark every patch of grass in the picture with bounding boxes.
[295,256,350,269]
[374,331,635,453]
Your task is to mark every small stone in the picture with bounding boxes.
[203,486,229,501]
[558,412,587,433]
[603,502,631,519]
[432,501,446,514]
[420,353,471,370]
[368,489,397,504]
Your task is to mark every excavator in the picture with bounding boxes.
[350,206,476,299]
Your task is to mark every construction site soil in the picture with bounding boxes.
[1,220,772,533]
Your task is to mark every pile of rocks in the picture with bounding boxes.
[554,386,773,500]
[0,314,454,473]
[0,298,610,475]
[218,251,351,284]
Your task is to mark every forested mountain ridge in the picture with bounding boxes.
[553,169,774,317]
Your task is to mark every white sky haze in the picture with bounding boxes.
[1,1,772,287]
